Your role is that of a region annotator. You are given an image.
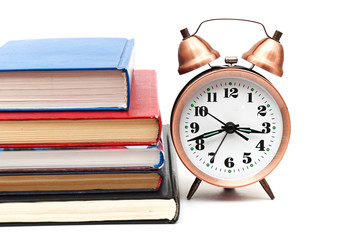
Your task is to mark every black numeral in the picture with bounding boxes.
[208,152,215,163]
[195,139,205,150]
[262,122,271,133]
[207,92,217,102]
[224,88,238,98]
[247,93,253,103]
[243,152,252,164]
[194,106,208,117]
[256,140,265,151]
[257,105,267,116]
[190,122,200,133]
[224,157,235,168]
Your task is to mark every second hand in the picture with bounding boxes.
[210,132,228,164]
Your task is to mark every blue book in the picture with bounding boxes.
[0,38,135,111]
[0,142,164,173]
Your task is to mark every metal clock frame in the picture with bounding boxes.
[171,66,291,198]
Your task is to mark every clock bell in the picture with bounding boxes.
[177,18,284,77]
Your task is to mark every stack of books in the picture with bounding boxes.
[0,38,179,225]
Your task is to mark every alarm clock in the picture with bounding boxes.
[170,18,291,200]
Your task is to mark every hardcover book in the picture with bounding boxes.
[0,38,134,110]
[0,143,164,173]
[0,70,161,147]
[0,170,163,194]
[0,125,179,225]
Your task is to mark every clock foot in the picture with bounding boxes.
[187,177,202,200]
[259,178,275,200]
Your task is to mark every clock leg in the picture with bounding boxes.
[187,177,202,200]
[259,178,275,200]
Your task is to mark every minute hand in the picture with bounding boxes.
[236,127,265,134]
[187,129,226,142]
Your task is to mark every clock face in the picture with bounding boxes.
[171,68,290,187]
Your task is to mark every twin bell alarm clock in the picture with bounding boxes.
[170,18,291,200]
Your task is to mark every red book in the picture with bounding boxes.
[0,70,161,147]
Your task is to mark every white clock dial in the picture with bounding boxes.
[179,76,283,180]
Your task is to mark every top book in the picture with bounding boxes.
[0,38,134,111]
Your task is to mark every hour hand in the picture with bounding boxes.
[237,127,264,134]
[187,129,225,142]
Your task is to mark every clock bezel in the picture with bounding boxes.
[171,67,290,188]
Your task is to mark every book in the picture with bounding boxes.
[0,70,161,147]
[0,125,179,225]
[0,170,162,194]
[0,38,134,110]
[0,143,164,173]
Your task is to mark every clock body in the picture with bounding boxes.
[171,67,290,188]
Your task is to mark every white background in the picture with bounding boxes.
[1,0,339,239]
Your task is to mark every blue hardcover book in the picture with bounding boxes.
[0,142,164,173]
[0,38,135,111]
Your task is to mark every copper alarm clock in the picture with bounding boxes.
[170,18,291,200]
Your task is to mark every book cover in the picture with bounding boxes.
[0,70,162,147]
[0,38,134,110]
[0,125,179,225]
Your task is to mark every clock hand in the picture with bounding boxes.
[210,132,228,163]
[187,128,226,142]
[234,130,249,141]
[187,122,249,143]
[222,122,249,141]
[206,113,249,141]
[237,127,264,134]
[207,113,227,126]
